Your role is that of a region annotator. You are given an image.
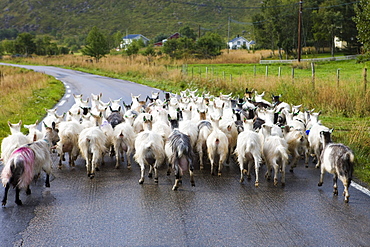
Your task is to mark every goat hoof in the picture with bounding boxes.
[282,182,285,187]
[154,179,158,184]
[45,182,50,187]
[15,199,23,206]
[95,167,100,172]
[89,174,95,179]
[289,169,294,173]
[26,188,31,195]
[191,182,195,187]
[239,178,244,183]
[333,190,338,196]
[172,186,178,191]
[148,173,152,178]
[139,179,144,184]
[255,182,259,187]
[318,182,323,187]
[2,200,7,207]
[218,173,222,177]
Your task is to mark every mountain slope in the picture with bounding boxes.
[0,0,261,39]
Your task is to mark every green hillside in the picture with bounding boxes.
[0,0,261,40]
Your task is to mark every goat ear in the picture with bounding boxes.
[150,115,153,121]
[329,128,334,134]
[52,122,56,130]
[43,121,48,128]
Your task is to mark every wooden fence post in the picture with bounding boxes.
[337,68,340,87]
[265,66,268,77]
[278,67,281,77]
[292,67,295,81]
[311,62,315,89]
[364,68,368,92]
[254,65,256,76]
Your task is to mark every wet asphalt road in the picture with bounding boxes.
[0,64,370,247]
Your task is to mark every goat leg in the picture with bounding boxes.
[2,183,10,206]
[26,186,31,195]
[333,174,338,196]
[15,187,22,205]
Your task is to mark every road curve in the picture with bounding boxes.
[0,63,369,247]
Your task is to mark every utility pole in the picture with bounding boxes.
[227,17,230,52]
[297,0,303,62]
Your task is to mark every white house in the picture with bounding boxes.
[334,36,347,49]
[120,34,150,48]
[228,36,254,50]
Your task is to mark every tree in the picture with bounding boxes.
[195,32,224,58]
[153,33,168,43]
[125,39,144,56]
[162,37,195,59]
[112,31,123,49]
[179,26,197,40]
[354,0,370,54]
[0,42,4,56]
[142,45,156,57]
[81,26,110,62]
[312,0,344,56]
[14,33,36,55]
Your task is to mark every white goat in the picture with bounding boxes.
[283,126,308,172]
[24,120,43,142]
[263,125,289,186]
[234,119,262,186]
[318,130,354,203]
[78,126,108,178]
[1,123,59,206]
[206,116,229,176]
[56,120,84,168]
[42,108,64,133]
[308,121,330,168]
[1,121,29,165]
[134,129,165,184]
[196,120,213,170]
[113,122,136,169]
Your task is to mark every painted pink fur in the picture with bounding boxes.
[1,147,35,189]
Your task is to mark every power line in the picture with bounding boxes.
[166,0,296,9]
[303,1,359,10]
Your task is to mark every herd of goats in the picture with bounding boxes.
[0,88,355,206]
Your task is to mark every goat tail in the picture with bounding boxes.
[1,147,35,188]
[277,145,289,162]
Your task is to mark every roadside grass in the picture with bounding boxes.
[0,65,65,142]
[1,52,369,186]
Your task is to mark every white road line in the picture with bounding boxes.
[351,182,370,197]
[66,94,71,98]
[58,100,66,106]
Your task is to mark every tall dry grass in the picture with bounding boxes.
[0,66,50,117]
